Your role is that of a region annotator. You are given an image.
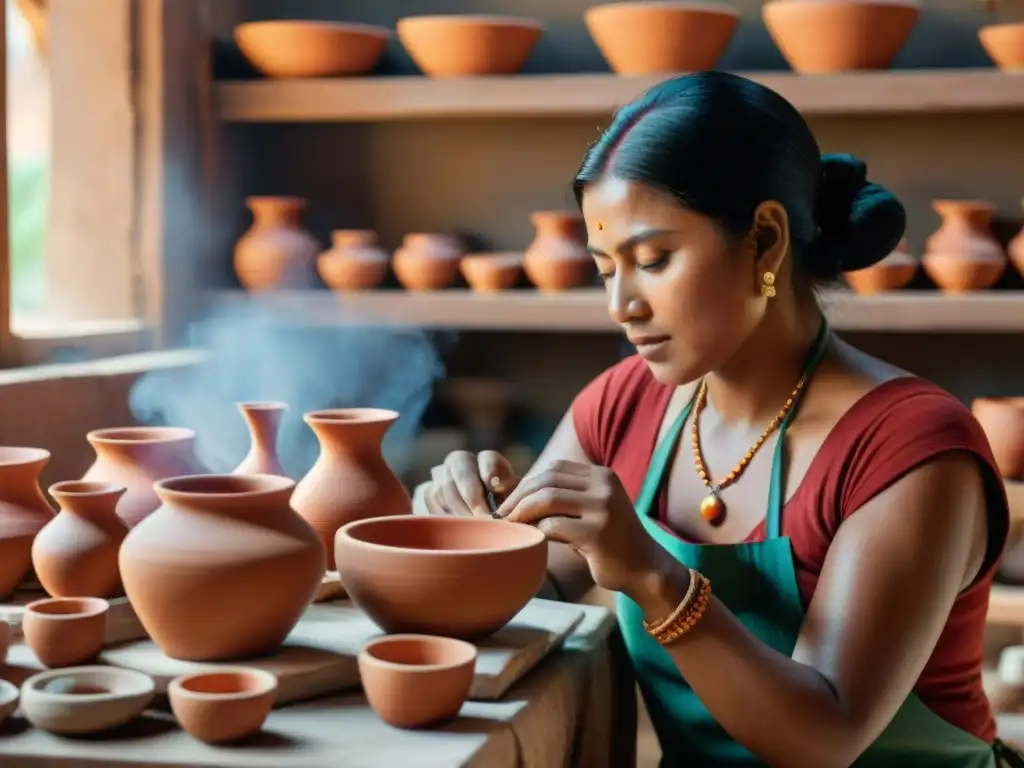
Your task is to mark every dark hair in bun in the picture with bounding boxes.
[573,71,906,286]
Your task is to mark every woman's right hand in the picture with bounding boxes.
[423,450,520,518]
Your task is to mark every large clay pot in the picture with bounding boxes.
[1008,199,1024,278]
[317,230,390,292]
[922,200,1007,293]
[523,211,595,291]
[292,409,412,570]
[843,238,918,294]
[392,234,463,291]
[119,474,325,661]
[233,196,321,292]
[232,402,287,477]
[0,447,54,598]
[32,481,128,599]
[82,427,204,528]
[972,398,1024,481]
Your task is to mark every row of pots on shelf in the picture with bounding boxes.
[233,197,595,293]
[234,2,1024,80]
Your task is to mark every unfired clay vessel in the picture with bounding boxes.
[32,481,128,599]
[169,668,277,744]
[397,15,543,77]
[235,21,391,78]
[843,238,918,294]
[292,409,412,570]
[393,234,464,291]
[523,211,595,291]
[234,196,321,292]
[972,397,1024,480]
[22,597,109,668]
[585,2,739,74]
[922,200,1007,293]
[980,23,1024,71]
[1008,199,1024,278]
[335,516,547,639]
[460,252,523,293]
[119,474,325,662]
[359,634,476,728]
[233,402,287,477]
[0,447,54,598]
[82,427,203,528]
[318,230,390,292]
[20,666,155,734]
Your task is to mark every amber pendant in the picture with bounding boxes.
[699,493,725,526]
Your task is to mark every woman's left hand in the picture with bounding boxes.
[495,459,680,599]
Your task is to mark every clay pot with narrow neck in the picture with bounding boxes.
[32,481,128,599]
[233,402,287,477]
[233,196,321,292]
[523,211,595,291]
[1008,199,1024,278]
[392,233,464,291]
[318,230,390,292]
[82,427,204,528]
[843,238,918,294]
[292,409,412,570]
[922,200,1007,293]
[119,474,325,661]
[0,447,54,598]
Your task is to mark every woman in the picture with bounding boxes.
[422,71,1013,767]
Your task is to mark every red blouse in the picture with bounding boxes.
[571,355,1008,743]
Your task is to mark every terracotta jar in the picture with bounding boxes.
[392,234,463,291]
[843,238,918,294]
[460,252,523,293]
[0,447,54,598]
[119,474,325,662]
[1008,199,1024,278]
[233,402,287,477]
[523,211,595,291]
[233,196,321,292]
[32,481,128,599]
[82,427,204,528]
[292,409,412,570]
[922,200,1007,293]
[318,230,390,292]
[972,398,1024,480]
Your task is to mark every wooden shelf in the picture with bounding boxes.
[215,70,1024,123]
[206,290,1024,333]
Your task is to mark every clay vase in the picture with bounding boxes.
[292,409,412,570]
[233,196,321,292]
[0,448,54,599]
[317,230,390,292]
[31,481,129,599]
[972,398,1024,480]
[233,402,287,477]
[922,200,1007,293]
[523,211,595,291]
[843,238,918,294]
[1008,200,1024,278]
[119,474,326,662]
[82,427,204,528]
[392,234,464,291]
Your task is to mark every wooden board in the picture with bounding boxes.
[99,598,585,703]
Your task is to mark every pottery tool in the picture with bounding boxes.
[486,476,502,519]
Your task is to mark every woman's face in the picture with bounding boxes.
[581,176,767,386]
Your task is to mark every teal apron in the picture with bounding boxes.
[618,320,1016,767]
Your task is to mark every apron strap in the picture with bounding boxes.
[995,739,1024,768]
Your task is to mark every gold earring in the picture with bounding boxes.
[596,221,604,231]
[761,271,776,298]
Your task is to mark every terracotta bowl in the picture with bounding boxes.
[762,0,920,73]
[0,679,18,726]
[359,634,477,728]
[980,23,1024,71]
[460,252,524,293]
[584,2,739,75]
[168,668,278,744]
[972,398,1024,481]
[843,240,918,294]
[235,21,391,78]
[397,15,543,77]
[22,597,108,668]
[20,666,155,734]
[335,516,548,639]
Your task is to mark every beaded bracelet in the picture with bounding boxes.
[642,567,699,634]
[642,569,712,646]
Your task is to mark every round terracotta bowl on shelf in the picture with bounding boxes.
[335,516,548,639]
[359,634,477,729]
[980,23,1024,71]
[972,397,1024,481]
[762,0,920,74]
[397,15,543,77]
[22,597,109,668]
[842,239,918,295]
[460,252,524,293]
[584,2,739,75]
[234,20,391,78]
[168,668,277,744]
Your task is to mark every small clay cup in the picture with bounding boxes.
[0,679,19,726]
[168,668,277,744]
[22,597,108,668]
[460,252,523,293]
[359,634,477,728]
[20,666,155,734]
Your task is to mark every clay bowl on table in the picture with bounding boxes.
[359,634,477,729]
[762,0,920,73]
[20,667,155,734]
[235,21,391,78]
[168,668,277,744]
[460,252,524,293]
[843,239,918,294]
[584,2,739,75]
[0,679,18,725]
[397,15,543,77]
[22,597,108,668]
[972,397,1024,481]
[980,23,1024,71]
[336,516,548,639]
